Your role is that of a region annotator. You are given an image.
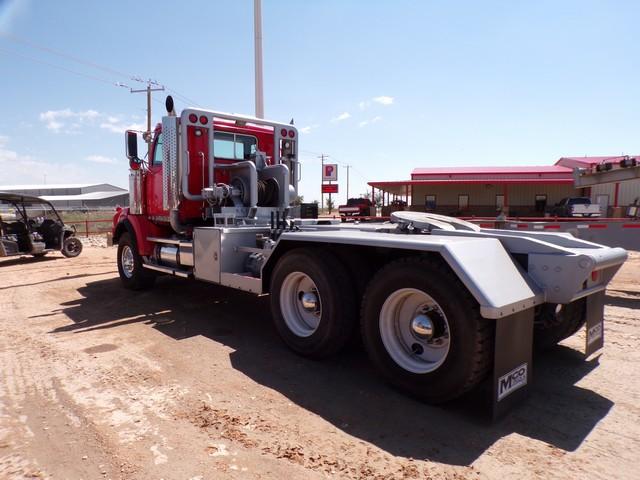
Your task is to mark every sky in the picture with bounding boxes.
[1,0,639,205]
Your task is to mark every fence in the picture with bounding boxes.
[63,217,113,237]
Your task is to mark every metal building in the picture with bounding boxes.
[368,156,640,217]
[0,183,128,210]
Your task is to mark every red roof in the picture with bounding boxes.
[371,179,574,186]
[411,165,571,177]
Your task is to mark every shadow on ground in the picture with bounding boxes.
[48,276,613,466]
[0,255,59,268]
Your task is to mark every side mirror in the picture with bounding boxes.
[126,131,139,161]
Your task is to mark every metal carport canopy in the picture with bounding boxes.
[367,178,574,196]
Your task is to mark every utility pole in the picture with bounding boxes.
[254,0,264,118]
[130,79,165,157]
[319,154,328,209]
[344,164,351,200]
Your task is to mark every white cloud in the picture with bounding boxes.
[331,112,351,122]
[39,109,100,133]
[99,120,145,134]
[299,126,312,134]
[358,116,383,128]
[0,136,104,185]
[38,109,143,134]
[86,154,120,165]
[373,96,394,106]
[358,96,395,110]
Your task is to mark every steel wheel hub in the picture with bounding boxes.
[379,288,451,374]
[280,271,322,337]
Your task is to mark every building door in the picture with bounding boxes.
[458,194,469,212]
[595,194,609,216]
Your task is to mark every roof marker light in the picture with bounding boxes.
[199,115,208,125]
[288,129,295,138]
[280,128,287,137]
[188,113,198,123]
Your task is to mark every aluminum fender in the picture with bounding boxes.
[433,228,628,303]
[528,247,627,304]
[273,230,542,319]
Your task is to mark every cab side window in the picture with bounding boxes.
[152,133,163,165]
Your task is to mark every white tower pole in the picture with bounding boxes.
[254,0,264,118]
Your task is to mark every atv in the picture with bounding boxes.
[0,192,83,259]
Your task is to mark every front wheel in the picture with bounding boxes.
[117,232,155,290]
[361,257,493,403]
[61,237,83,258]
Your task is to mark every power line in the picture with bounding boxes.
[0,47,119,86]
[0,31,201,107]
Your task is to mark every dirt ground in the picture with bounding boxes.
[0,245,638,480]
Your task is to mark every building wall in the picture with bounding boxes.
[410,183,580,216]
[49,194,129,210]
[590,182,640,207]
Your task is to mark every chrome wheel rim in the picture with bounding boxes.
[280,271,322,337]
[379,288,451,374]
[121,245,135,279]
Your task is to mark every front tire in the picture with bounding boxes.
[61,237,83,258]
[270,249,357,359]
[361,256,493,403]
[117,232,155,290]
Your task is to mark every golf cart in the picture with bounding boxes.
[0,192,83,259]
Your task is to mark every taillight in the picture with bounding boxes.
[288,129,295,138]
[591,270,599,281]
[280,128,287,137]
[188,113,198,123]
[199,115,208,125]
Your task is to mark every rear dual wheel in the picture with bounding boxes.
[270,251,493,403]
[361,257,493,403]
[533,299,587,350]
[270,249,357,359]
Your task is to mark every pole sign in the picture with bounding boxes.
[322,184,339,194]
[322,164,338,181]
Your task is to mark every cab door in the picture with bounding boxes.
[144,131,168,217]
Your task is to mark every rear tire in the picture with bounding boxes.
[117,232,155,290]
[361,256,493,403]
[61,237,83,258]
[270,248,357,359]
[533,299,587,350]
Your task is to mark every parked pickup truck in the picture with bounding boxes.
[339,197,373,220]
[551,197,602,217]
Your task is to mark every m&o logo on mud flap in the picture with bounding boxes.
[587,322,603,345]
[497,363,528,401]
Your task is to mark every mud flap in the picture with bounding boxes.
[492,309,534,419]
[585,290,605,358]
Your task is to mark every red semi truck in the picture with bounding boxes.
[113,96,626,416]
